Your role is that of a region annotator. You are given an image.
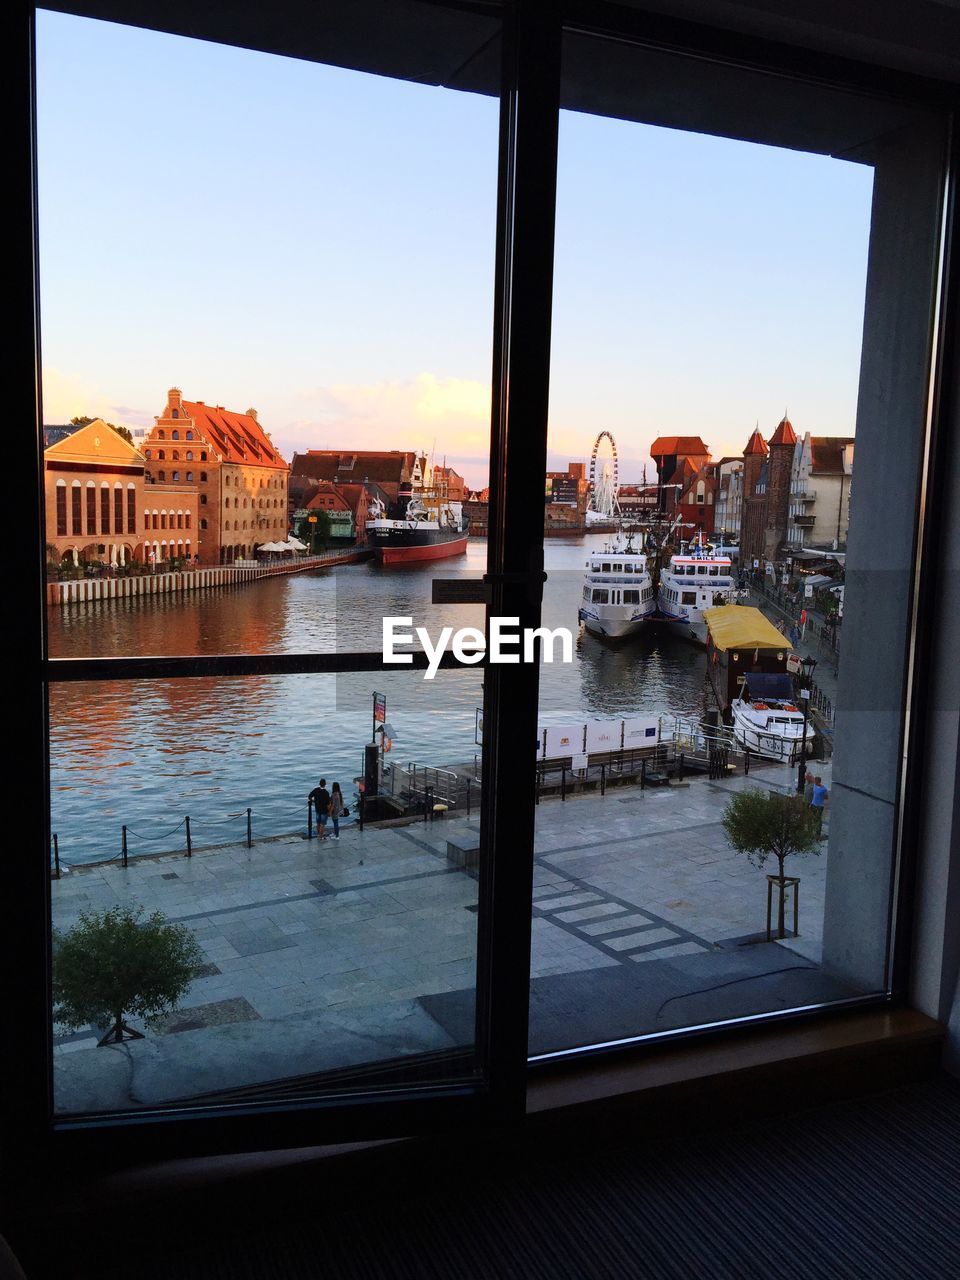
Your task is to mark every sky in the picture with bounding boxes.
[36,10,874,490]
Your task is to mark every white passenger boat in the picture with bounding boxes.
[578,534,656,641]
[657,541,737,645]
[730,673,815,762]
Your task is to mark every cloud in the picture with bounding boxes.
[288,373,491,454]
[41,368,155,428]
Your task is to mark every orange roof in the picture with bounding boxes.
[743,428,768,456]
[650,436,710,457]
[769,416,797,447]
[182,401,287,469]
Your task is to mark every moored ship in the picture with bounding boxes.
[578,533,656,641]
[657,540,737,645]
[366,490,468,566]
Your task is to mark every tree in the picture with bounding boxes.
[721,789,823,939]
[70,414,133,444]
[53,905,204,1046]
[298,510,331,552]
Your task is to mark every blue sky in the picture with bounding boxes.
[37,9,873,488]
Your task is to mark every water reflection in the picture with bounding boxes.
[49,537,712,861]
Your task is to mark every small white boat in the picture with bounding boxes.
[658,541,737,645]
[730,673,815,762]
[578,533,656,641]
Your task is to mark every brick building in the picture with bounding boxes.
[545,461,590,511]
[142,389,289,565]
[290,450,422,509]
[44,419,198,567]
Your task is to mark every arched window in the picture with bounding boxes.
[70,481,81,536]
[177,512,183,529]
[161,513,167,530]
[200,518,207,531]
[185,513,191,529]
[171,410,178,420]
[158,430,166,439]
[55,480,67,536]
[186,472,193,482]
[158,471,166,481]
[186,451,193,461]
[85,482,96,536]
[172,430,179,440]
[186,430,193,440]
[200,452,207,461]
[172,451,180,461]
[100,482,110,534]
[114,484,123,532]
[225,475,231,486]
[158,450,165,460]
[145,449,152,460]
[200,494,207,505]
[173,472,180,482]
[152,512,158,530]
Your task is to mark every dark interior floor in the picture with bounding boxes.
[15,1074,956,1280]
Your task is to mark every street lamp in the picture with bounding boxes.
[796,654,818,793]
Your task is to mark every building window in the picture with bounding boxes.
[158,471,165,481]
[200,494,207,505]
[200,518,207,531]
[185,513,191,529]
[99,485,110,534]
[200,452,207,461]
[172,430,179,440]
[55,481,66,536]
[172,472,180,482]
[186,472,193,482]
[70,482,81,536]
[186,430,192,440]
[157,429,165,438]
[200,472,207,482]
[158,450,165,460]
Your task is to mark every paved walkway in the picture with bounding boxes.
[52,759,837,1113]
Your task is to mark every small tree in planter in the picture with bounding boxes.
[53,905,204,1046]
[721,789,823,939]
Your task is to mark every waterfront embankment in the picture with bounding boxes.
[46,547,371,606]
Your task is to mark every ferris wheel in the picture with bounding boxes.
[588,430,620,519]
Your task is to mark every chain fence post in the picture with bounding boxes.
[307,796,314,839]
[52,833,60,879]
[561,766,566,802]
[185,815,192,857]
[121,825,128,868]
[359,790,365,832]
[246,808,252,848]
[600,762,606,796]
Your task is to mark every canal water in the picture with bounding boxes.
[48,536,710,863]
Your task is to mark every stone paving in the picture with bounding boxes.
[52,758,836,1112]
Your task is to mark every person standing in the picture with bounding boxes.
[803,771,815,806]
[811,776,829,833]
[330,782,344,841]
[308,778,331,840]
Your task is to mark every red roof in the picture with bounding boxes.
[650,436,710,457]
[743,428,769,456]
[769,416,797,447]
[810,437,854,474]
[182,402,287,469]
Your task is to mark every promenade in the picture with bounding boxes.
[52,756,844,1113]
[46,547,370,606]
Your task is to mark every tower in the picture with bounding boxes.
[739,425,768,563]
[764,414,797,559]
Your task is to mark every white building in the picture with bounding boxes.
[787,433,854,550]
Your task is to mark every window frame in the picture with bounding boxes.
[10,0,960,1169]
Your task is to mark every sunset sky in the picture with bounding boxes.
[37,9,874,490]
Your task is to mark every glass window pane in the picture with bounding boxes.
[38,10,496,659]
[51,668,483,1114]
[531,30,943,1058]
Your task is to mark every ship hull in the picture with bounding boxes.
[370,531,469,566]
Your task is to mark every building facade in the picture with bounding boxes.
[142,389,289,565]
[44,419,199,568]
[787,433,855,550]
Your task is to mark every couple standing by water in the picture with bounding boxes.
[308,778,346,840]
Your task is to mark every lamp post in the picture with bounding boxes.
[796,654,817,794]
